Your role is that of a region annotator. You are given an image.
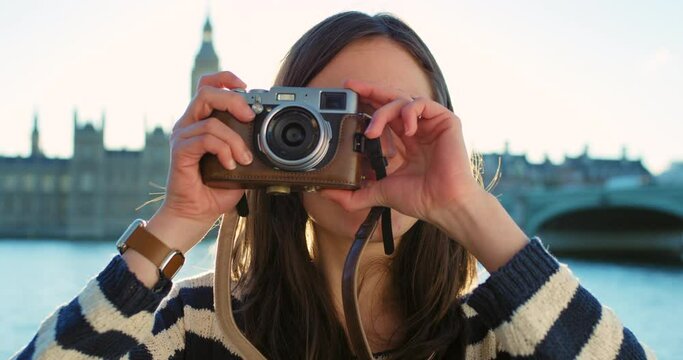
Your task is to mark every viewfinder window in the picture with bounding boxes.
[320,92,346,110]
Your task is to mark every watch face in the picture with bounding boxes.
[116,219,146,253]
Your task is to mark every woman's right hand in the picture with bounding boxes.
[145,71,256,254]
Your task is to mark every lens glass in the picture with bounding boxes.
[265,107,320,161]
[283,123,305,146]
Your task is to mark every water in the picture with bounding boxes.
[1,240,681,359]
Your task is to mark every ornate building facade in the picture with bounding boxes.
[0,17,220,239]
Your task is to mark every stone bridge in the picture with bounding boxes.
[496,185,683,260]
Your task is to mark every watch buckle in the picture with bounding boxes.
[161,250,185,279]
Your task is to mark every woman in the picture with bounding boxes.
[14,11,653,359]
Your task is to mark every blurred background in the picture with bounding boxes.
[1,0,681,358]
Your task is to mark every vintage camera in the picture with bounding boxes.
[200,87,372,194]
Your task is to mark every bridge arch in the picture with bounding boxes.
[525,197,683,235]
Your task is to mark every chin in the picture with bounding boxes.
[302,192,418,244]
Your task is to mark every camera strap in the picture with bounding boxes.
[214,135,393,360]
[342,135,393,360]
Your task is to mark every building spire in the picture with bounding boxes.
[191,13,220,98]
[31,110,43,158]
[100,110,106,133]
[73,108,79,130]
[203,17,213,41]
[203,0,212,38]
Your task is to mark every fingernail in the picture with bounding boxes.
[242,151,253,164]
[228,159,237,170]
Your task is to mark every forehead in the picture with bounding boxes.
[307,36,433,99]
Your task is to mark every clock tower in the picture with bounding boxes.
[191,16,220,98]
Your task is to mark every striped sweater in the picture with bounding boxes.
[13,238,655,359]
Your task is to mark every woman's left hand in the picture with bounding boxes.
[319,79,484,224]
[322,79,530,270]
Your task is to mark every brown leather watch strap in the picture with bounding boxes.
[124,225,185,279]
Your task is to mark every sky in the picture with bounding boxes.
[0,0,681,175]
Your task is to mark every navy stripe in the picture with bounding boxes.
[531,285,601,359]
[14,334,36,360]
[467,238,560,329]
[180,286,214,310]
[152,296,184,335]
[128,343,153,360]
[616,327,648,359]
[152,285,215,335]
[97,256,169,316]
[465,313,492,345]
[55,298,96,346]
[495,351,513,360]
[55,297,138,358]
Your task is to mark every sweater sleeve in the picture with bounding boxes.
[461,237,657,360]
[10,255,188,360]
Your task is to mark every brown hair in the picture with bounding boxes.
[230,11,480,359]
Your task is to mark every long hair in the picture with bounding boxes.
[230,11,481,359]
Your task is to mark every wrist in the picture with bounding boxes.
[146,207,220,254]
[122,249,161,288]
[429,190,529,272]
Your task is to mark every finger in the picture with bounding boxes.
[379,127,398,158]
[175,87,255,130]
[174,133,238,170]
[400,97,458,135]
[174,117,253,165]
[344,79,412,106]
[319,180,386,212]
[190,87,255,123]
[197,71,247,91]
[365,98,413,138]
[400,98,427,137]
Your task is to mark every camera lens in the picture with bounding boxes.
[260,105,331,171]
[266,107,319,160]
[283,123,305,147]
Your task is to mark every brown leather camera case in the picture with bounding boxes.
[200,111,368,191]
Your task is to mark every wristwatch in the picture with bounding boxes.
[116,219,185,281]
